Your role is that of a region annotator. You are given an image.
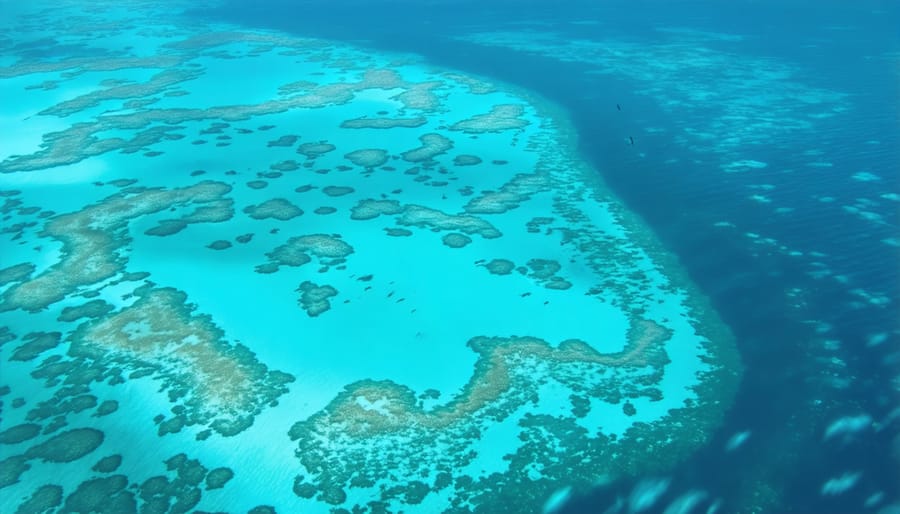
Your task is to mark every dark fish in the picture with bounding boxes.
[616,103,621,111]
[629,136,634,146]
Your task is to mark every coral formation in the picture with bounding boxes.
[397,205,502,239]
[401,133,453,163]
[0,182,232,312]
[297,142,336,159]
[350,199,404,221]
[322,186,355,197]
[484,258,515,275]
[340,117,427,129]
[450,104,530,133]
[297,281,339,317]
[243,198,303,220]
[464,173,550,214]
[25,428,105,463]
[68,287,295,436]
[441,233,472,248]
[344,148,388,168]
[257,234,354,273]
[453,154,482,166]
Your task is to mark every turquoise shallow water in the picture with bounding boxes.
[0,2,742,513]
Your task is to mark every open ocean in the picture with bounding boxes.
[0,0,897,513]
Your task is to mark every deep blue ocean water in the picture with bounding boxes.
[190,1,900,512]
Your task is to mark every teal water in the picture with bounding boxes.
[2,1,896,514]
[0,2,739,512]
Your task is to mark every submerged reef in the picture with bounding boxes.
[340,116,427,129]
[296,281,338,317]
[441,233,472,248]
[350,199,404,221]
[10,332,61,362]
[349,198,503,239]
[6,450,238,513]
[297,142,336,159]
[397,205,502,239]
[484,258,516,275]
[450,104,530,133]
[401,133,454,163]
[0,181,233,312]
[287,320,688,508]
[322,185,355,197]
[25,428,104,463]
[68,287,294,436]
[58,300,115,323]
[344,148,389,168]
[464,173,551,214]
[0,263,35,287]
[453,154,483,166]
[256,234,354,274]
[0,7,740,513]
[243,198,304,220]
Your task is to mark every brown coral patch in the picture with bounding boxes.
[397,205,501,239]
[267,135,298,147]
[350,199,403,221]
[296,281,338,317]
[464,173,550,214]
[322,186,355,197]
[69,287,294,436]
[257,234,354,273]
[243,198,303,221]
[344,149,388,168]
[401,134,453,163]
[453,154,482,166]
[0,182,231,312]
[483,259,515,275]
[450,104,529,133]
[340,117,427,129]
[296,142,336,159]
[441,233,472,248]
